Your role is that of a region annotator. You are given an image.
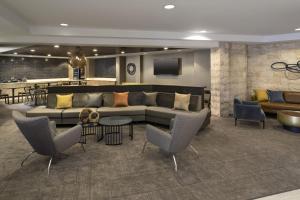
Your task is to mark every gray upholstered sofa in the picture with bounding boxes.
[26,91,208,126]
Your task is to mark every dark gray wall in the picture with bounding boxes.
[94,58,116,78]
[0,57,68,81]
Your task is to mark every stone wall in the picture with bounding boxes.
[211,43,248,117]
[247,41,300,96]
[211,41,300,117]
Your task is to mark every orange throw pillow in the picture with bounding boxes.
[113,92,129,107]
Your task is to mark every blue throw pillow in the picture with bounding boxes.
[267,90,285,103]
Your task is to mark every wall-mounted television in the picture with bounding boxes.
[154,58,181,75]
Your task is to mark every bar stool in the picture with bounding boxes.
[0,89,10,104]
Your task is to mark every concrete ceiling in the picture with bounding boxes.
[0,0,300,47]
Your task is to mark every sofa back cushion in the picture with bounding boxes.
[73,93,88,107]
[284,91,300,104]
[189,95,203,111]
[103,93,114,107]
[157,92,175,108]
[128,92,144,105]
[47,93,57,108]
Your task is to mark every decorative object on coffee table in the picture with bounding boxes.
[79,108,92,123]
[277,110,300,133]
[99,116,133,145]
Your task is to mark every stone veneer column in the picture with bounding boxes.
[211,43,248,117]
[211,42,230,117]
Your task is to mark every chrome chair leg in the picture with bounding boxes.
[142,141,147,153]
[81,143,86,152]
[47,157,53,176]
[172,155,178,172]
[190,145,199,155]
[20,151,35,167]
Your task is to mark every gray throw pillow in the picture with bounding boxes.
[73,93,88,107]
[86,93,102,107]
[143,92,157,106]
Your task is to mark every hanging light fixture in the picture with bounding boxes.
[68,47,87,68]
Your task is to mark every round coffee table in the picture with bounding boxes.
[277,110,300,133]
[99,116,133,145]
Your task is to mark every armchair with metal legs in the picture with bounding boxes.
[12,111,84,175]
[142,108,209,172]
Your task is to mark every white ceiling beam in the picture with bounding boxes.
[0,35,219,48]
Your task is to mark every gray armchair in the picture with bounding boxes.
[233,97,266,128]
[12,111,83,175]
[142,108,209,171]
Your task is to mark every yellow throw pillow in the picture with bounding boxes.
[174,92,191,111]
[254,89,268,102]
[56,94,73,109]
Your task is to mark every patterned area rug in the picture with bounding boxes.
[1,104,300,200]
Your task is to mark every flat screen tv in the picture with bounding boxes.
[154,58,181,75]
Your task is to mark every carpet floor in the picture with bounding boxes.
[1,104,300,200]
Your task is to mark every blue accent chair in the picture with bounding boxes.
[233,97,266,128]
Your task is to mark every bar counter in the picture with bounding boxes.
[0,78,116,103]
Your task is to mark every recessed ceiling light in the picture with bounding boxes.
[47,54,51,57]
[13,52,18,55]
[67,51,72,55]
[60,23,69,27]
[30,49,35,52]
[164,4,175,10]
[164,47,168,50]
[121,51,125,54]
[94,53,98,56]
[93,48,98,52]
[295,28,300,31]
[54,45,60,48]
[45,58,49,62]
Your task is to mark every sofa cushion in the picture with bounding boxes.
[97,105,147,117]
[189,95,203,111]
[62,108,97,118]
[113,92,129,107]
[157,93,175,108]
[174,92,191,111]
[26,106,63,118]
[56,94,73,109]
[103,93,114,107]
[267,90,285,103]
[73,93,88,107]
[143,92,157,106]
[47,93,57,108]
[254,89,269,102]
[284,92,300,104]
[86,93,102,107]
[146,106,198,119]
[260,102,300,111]
[128,92,144,105]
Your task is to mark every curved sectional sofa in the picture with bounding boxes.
[26,85,210,128]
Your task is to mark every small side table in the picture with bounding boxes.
[99,116,133,145]
[79,122,103,144]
